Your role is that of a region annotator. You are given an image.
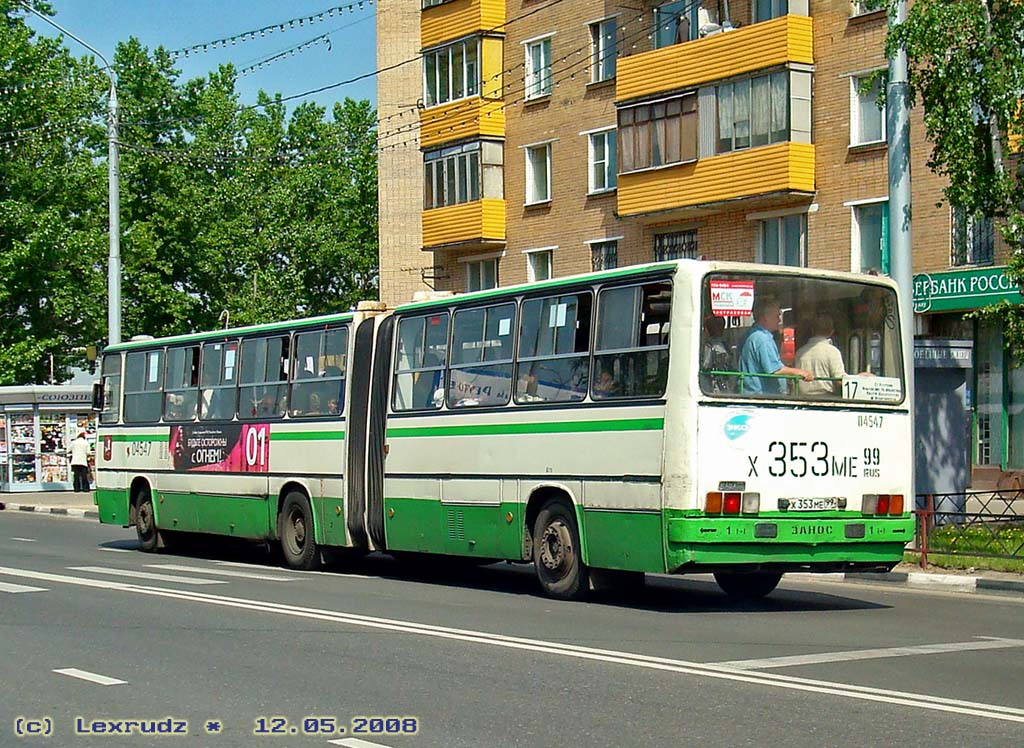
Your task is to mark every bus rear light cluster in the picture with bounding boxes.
[705,492,760,515]
[862,494,904,516]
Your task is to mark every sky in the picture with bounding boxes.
[23,0,379,115]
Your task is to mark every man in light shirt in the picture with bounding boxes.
[69,431,91,493]
[796,315,846,396]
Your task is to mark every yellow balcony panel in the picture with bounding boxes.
[617,15,813,104]
[422,0,505,49]
[616,142,814,217]
[422,199,506,249]
[420,98,505,150]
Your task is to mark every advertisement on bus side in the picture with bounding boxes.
[168,423,270,473]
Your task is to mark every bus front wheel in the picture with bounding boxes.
[134,492,158,553]
[279,491,321,571]
[533,500,589,600]
[714,571,783,600]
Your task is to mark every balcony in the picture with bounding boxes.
[422,199,506,250]
[616,14,813,104]
[420,97,505,149]
[422,0,504,49]
[616,142,814,217]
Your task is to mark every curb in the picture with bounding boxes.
[793,570,1024,596]
[0,502,98,520]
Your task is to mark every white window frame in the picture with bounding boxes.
[585,127,617,194]
[850,71,886,147]
[523,34,554,100]
[589,17,617,83]
[524,246,556,283]
[757,212,807,267]
[524,142,552,205]
[845,197,888,273]
[461,253,501,292]
[423,38,480,108]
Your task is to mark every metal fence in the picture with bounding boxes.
[911,491,1024,567]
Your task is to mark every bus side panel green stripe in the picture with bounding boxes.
[387,418,664,438]
[110,434,169,443]
[270,431,345,441]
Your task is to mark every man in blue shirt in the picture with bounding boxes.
[739,298,814,395]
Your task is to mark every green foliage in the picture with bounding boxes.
[0,2,379,385]
[888,1,1024,360]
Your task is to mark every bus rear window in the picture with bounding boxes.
[699,273,904,403]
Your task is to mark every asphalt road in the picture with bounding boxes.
[1,511,1022,748]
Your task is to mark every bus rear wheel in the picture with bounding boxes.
[533,500,589,600]
[134,492,158,553]
[279,491,320,571]
[714,571,783,600]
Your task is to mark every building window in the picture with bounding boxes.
[851,0,884,16]
[424,142,480,209]
[753,0,790,22]
[654,1,693,49]
[853,202,889,274]
[654,230,697,261]
[526,249,553,282]
[590,18,617,82]
[525,143,552,204]
[718,71,788,153]
[588,129,617,193]
[760,214,806,267]
[618,94,697,173]
[424,38,479,108]
[951,207,995,266]
[467,257,498,292]
[525,37,552,99]
[422,0,447,8]
[590,240,618,271]
[851,74,885,145]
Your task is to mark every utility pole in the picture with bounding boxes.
[887,0,914,491]
[20,1,121,345]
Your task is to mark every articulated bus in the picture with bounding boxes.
[93,260,913,600]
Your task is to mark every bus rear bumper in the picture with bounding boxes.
[665,515,913,573]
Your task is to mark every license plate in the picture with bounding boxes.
[789,497,839,511]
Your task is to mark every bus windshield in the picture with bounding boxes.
[699,272,904,404]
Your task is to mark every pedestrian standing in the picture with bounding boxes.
[69,431,91,493]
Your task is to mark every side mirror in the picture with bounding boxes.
[91,381,104,413]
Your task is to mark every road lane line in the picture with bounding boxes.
[713,637,1024,670]
[213,560,367,578]
[329,739,394,747]
[98,548,133,553]
[53,668,127,686]
[0,581,47,593]
[147,564,298,581]
[10,537,36,542]
[67,566,227,585]
[1,565,1022,724]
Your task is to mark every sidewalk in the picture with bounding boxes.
[0,490,98,518]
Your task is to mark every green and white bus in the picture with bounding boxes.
[93,260,913,600]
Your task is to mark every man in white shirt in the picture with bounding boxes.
[69,431,91,492]
[796,315,846,396]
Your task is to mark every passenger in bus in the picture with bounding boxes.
[592,369,618,398]
[738,298,814,395]
[795,315,847,397]
[700,315,733,393]
[413,353,443,409]
[306,392,323,416]
[256,391,280,417]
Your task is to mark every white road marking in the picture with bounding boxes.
[147,564,298,581]
[0,581,47,593]
[713,637,1024,670]
[98,548,133,553]
[10,537,36,542]
[329,738,394,747]
[67,566,226,585]
[213,560,366,578]
[53,668,126,686]
[1,565,1022,724]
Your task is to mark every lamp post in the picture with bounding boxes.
[20,2,121,346]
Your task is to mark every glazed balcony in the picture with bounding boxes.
[421,0,504,49]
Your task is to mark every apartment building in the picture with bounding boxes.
[376,0,1023,484]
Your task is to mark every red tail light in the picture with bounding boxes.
[723,493,741,515]
[876,494,890,515]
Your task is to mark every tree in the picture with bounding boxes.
[887,0,1024,359]
[0,0,109,384]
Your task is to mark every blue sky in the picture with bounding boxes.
[24,1,378,114]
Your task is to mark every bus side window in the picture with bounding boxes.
[124,349,164,423]
[393,313,449,411]
[200,341,239,421]
[515,292,591,404]
[238,335,289,419]
[99,354,122,424]
[448,302,515,409]
[164,346,199,421]
[291,325,348,417]
[593,282,671,399]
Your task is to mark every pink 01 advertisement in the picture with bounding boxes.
[169,423,270,473]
